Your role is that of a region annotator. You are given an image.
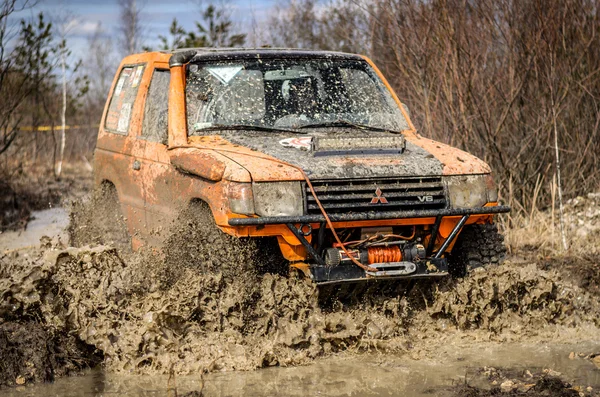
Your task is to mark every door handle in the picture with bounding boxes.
[132,160,141,171]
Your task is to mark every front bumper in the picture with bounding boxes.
[228,205,511,284]
[228,205,511,226]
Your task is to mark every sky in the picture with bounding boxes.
[12,0,280,58]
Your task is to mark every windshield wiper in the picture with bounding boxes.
[298,120,401,134]
[195,124,305,134]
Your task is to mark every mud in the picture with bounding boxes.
[3,341,600,396]
[0,321,100,388]
[427,263,600,335]
[0,207,68,253]
[0,180,31,231]
[0,163,92,232]
[540,254,600,297]
[2,238,600,381]
[3,191,600,390]
[68,183,130,250]
[508,193,600,302]
[451,367,599,396]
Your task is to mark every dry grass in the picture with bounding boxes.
[500,187,600,257]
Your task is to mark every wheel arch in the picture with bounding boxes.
[186,196,221,225]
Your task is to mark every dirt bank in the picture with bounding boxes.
[0,321,100,387]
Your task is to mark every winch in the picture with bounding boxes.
[324,243,426,267]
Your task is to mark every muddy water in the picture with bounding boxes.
[4,342,600,396]
[0,207,68,252]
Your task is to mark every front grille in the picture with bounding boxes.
[305,177,447,214]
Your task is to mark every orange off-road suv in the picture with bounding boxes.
[93,48,509,284]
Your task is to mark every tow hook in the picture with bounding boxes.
[365,261,417,277]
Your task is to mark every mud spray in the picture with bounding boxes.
[2,241,599,380]
[2,195,600,388]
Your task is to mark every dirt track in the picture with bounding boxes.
[1,195,600,395]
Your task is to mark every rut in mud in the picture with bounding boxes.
[2,240,600,377]
[450,367,599,396]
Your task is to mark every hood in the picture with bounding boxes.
[185,130,490,182]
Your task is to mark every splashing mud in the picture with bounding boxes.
[2,238,600,380]
[427,263,600,333]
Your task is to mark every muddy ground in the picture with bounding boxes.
[1,186,600,395]
[452,366,600,396]
[0,163,92,232]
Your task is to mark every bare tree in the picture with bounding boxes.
[118,0,143,55]
[86,23,116,103]
[267,0,371,53]
[54,11,77,178]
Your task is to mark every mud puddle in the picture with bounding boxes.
[0,207,68,252]
[4,342,600,396]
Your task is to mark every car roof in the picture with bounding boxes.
[160,47,364,62]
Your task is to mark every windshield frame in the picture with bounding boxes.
[183,54,412,136]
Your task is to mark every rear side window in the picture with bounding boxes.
[141,69,170,144]
[105,64,145,134]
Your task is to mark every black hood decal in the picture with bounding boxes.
[220,130,443,180]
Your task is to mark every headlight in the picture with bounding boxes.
[445,174,497,208]
[227,182,255,215]
[253,182,304,217]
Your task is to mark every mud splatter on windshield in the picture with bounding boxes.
[185,57,409,134]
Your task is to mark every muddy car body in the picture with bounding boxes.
[94,48,509,284]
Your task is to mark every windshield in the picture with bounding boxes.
[185,57,409,134]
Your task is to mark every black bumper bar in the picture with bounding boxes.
[228,205,511,226]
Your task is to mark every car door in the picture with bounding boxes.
[138,64,180,245]
[95,63,148,246]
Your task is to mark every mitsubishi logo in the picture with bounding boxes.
[370,187,388,204]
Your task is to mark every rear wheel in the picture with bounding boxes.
[69,183,130,251]
[449,223,506,277]
[164,201,285,280]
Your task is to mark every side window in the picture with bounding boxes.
[105,64,145,135]
[142,69,170,144]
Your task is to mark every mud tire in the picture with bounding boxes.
[69,183,130,251]
[449,223,506,277]
[164,201,285,280]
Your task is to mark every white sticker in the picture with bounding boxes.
[114,76,126,96]
[207,66,243,84]
[279,136,313,149]
[131,65,144,88]
[117,103,132,133]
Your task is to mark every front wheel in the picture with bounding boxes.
[449,223,506,277]
[164,201,285,280]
